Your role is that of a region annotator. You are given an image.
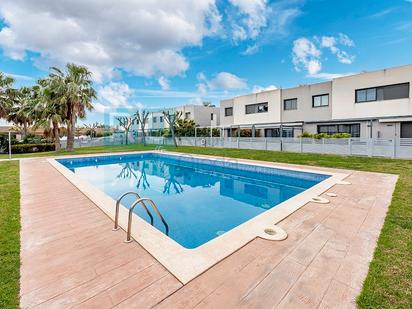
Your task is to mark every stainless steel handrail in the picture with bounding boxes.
[126,198,169,242]
[113,192,153,231]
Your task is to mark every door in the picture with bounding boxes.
[401,122,412,138]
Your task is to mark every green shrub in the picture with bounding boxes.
[11,143,55,154]
[313,133,330,139]
[298,132,352,139]
[330,133,351,138]
[94,132,112,138]
[300,131,313,138]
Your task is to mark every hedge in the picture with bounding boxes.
[11,144,55,154]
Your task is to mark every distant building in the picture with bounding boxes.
[132,103,220,135]
[220,64,412,139]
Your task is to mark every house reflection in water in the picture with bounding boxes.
[220,177,302,209]
[117,158,303,209]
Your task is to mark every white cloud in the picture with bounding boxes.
[242,44,259,55]
[369,8,395,19]
[320,34,355,64]
[197,83,208,96]
[226,0,302,56]
[208,72,247,90]
[3,72,33,81]
[338,33,355,47]
[96,82,143,113]
[292,38,322,75]
[229,0,268,42]
[0,0,221,82]
[293,33,355,78]
[195,71,247,98]
[252,84,277,93]
[231,1,302,55]
[158,76,170,91]
[309,72,355,80]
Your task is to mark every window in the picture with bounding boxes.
[401,122,412,138]
[284,98,297,110]
[312,94,329,107]
[356,88,377,102]
[185,112,191,119]
[264,128,279,137]
[282,128,294,138]
[264,128,294,137]
[225,107,233,117]
[356,83,410,103]
[159,116,163,123]
[317,123,360,137]
[244,184,268,199]
[245,102,268,114]
[152,116,157,123]
[211,113,214,120]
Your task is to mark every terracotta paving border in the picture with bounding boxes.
[20,157,398,308]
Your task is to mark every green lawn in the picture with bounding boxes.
[0,143,158,159]
[0,161,20,309]
[0,144,410,308]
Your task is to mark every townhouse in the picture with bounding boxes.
[132,103,220,135]
[220,64,412,139]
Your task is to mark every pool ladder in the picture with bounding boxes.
[114,192,169,242]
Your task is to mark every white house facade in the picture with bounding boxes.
[220,64,412,139]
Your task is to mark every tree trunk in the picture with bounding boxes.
[23,121,28,137]
[142,125,146,145]
[171,126,177,147]
[125,129,129,145]
[52,121,61,151]
[66,114,76,152]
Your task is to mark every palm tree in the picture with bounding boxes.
[7,86,35,136]
[50,64,96,152]
[31,79,66,151]
[0,73,15,119]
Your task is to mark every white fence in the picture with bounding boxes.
[62,136,412,159]
[60,136,133,148]
[146,136,412,159]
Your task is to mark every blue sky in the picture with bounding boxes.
[0,0,411,124]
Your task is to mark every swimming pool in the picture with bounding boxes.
[57,152,328,248]
[50,151,347,283]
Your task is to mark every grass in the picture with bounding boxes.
[0,144,410,307]
[0,143,158,159]
[0,161,20,309]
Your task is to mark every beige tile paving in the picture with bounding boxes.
[20,158,398,308]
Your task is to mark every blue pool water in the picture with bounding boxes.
[58,153,328,248]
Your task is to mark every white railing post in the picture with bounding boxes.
[300,137,303,153]
[349,138,352,155]
[265,138,268,150]
[393,138,396,159]
[8,131,12,160]
[237,137,240,148]
[368,138,373,157]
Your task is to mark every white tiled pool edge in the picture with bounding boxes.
[47,151,349,284]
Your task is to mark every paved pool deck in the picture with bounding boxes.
[19,157,398,308]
